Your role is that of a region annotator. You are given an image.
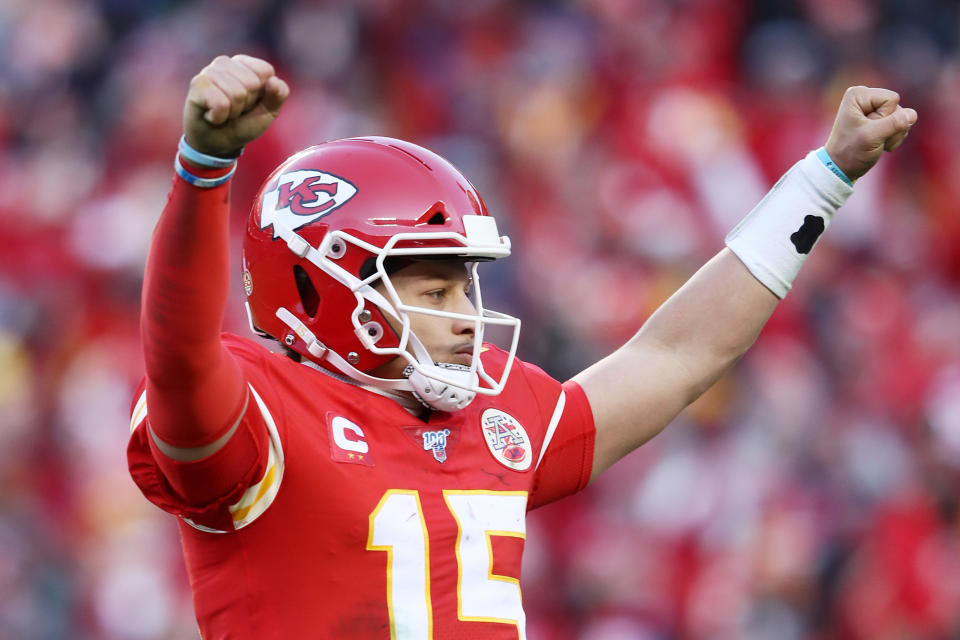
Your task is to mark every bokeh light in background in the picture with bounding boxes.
[2,0,960,638]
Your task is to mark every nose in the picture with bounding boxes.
[451,290,477,336]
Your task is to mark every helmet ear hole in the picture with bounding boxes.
[293,265,320,317]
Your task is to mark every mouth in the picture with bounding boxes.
[451,344,475,365]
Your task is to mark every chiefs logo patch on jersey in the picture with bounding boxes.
[481,408,532,471]
[260,170,358,238]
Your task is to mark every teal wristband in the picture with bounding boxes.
[178,135,241,169]
[816,147,854,187]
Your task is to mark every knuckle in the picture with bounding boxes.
[234,53,274,76]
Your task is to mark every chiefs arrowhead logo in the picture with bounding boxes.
[260,170,358,238]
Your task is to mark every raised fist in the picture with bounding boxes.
[824,86,918,182]
[182,54,289,157]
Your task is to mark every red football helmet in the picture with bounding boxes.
[242,137,520,411]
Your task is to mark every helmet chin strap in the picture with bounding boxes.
[266,221,492,412]
[274,305,479,411]
[355,284,481,412]
[404,363,478,412]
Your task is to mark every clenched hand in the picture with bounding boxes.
[183,54,289,157]
[824,86,918,182]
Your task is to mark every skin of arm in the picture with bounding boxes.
[577,249,775,479]
[577,86,918,479]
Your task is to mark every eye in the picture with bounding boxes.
[425,288,445,302]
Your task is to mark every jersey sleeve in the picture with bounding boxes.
[127,335,287,533]
[514,359,596,510]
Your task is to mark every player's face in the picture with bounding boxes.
[371,260,477,378]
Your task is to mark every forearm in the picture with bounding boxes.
[631,146,857,392]
[141,171,245,446]
[142,174,234,381]
[580,151,851,476]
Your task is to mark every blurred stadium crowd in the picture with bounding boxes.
[2,0,960,638]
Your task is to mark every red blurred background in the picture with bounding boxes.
[2,1,960,638]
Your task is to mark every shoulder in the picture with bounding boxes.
[480,343,556,388]
[221,333,304,382]
[220,333,353,410]
[478,344,563,417]
[221,332,281,363]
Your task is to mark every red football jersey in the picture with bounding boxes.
[128,333,595,639]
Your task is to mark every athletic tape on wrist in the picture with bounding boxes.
[178,135,242,168]
[725,148,854,298]
[174,155,237,188]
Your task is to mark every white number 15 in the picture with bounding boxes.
[367,489,528,640]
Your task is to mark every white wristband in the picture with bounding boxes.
[725,148,854,298]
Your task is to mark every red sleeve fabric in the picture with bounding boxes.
[132,160,273,530]
[146,388,269,505]
[511,359,595,510]
[528,379,595,509]
[128,336,283,532]
[129,397,270,532]
[140,166,245,448]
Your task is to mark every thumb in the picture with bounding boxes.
[866,105,917,144]
[261,76,290,115]
[881,106,918,151]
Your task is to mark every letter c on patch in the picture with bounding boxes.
[331,416,369,453]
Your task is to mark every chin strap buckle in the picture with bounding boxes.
[404,363,477,412]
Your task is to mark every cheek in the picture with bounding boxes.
[408,315,448,344]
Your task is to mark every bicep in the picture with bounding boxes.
[574,341,701,480]
[129,377,281,529]
[145,341,248,455]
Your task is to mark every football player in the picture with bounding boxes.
[128,54,916,639]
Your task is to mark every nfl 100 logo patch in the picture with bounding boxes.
[422,429,451,463]
[481,409,532,471]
